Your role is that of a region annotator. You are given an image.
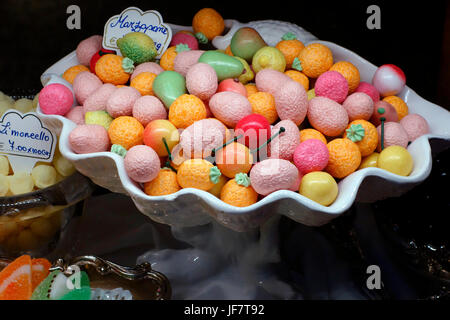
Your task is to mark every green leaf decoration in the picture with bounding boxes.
[111,144,127,157]
[346,124,365,142]
[235,173,250,187]
[209,166,221,184]
[121,57,135,74]
[195,32,208,44]
[175,43,191,53]
[282,32,297,41]
[291,57,302,71]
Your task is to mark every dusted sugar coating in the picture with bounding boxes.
[69,124,110,154]
[168,94,207,128]
[186,63,218,100]
[192,8,225,40]
[72,71,102,105]
[344,119,379,157]
[293,139,329,174]
[297,43,333,78]
[325,138,361,178]
[215,142,253,178]
[144,169,181,196]
[220,179,258,207]
[314,71,349,103]
[124,145,160,183]
[209,91,252,127]
[355,81,380,103]
[299,128,327,144]
[329,61,360,93]
[269,120,300,161]
[132,96,167,127]
[62,65,90,84]
[39,83,73,115]
[308,96,349,137]
[376,121,409,152]
[382,95,409,120]
[95,54,130,85]
[65,106,85,125]
[342,92,374,121]
[255,68,291,94]
[180,118,227,158]
[108,116,144,150]
[400,113,429,142]
[170,32,199,50]
[250,158,299,196]
[177,159,215,190]
[370,100,398,126]
[273,79,308,125]
[83,83,117,113]
[173,50,205,77]
[76,35,103,66]
[130,62,164,80]
[106,86,141,118]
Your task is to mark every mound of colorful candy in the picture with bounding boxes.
[41,8,430,207]
[0,255,132,300]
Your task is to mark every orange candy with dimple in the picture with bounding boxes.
[215,142,253,178]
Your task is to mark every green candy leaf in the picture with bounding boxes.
[175,43,191,53]
[195,32,208,44]
[346,124,366,142]
[282,32,297,41]
[111,144,127,157]
[235,173,250,187]
[209,166,221,184]
[291,57,302,71]
[122,57,135,74]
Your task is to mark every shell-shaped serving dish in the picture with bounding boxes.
[37,20,450,232]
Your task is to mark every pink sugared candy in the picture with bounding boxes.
[377,121,409,152]
[131,62,164,80]
[73,71,103,105]
[170,32,199,50]
[307,96,349,137]
[250,158,299,196]
[124,145,160,183]
[69,124,110,154]
[354,81,380,103]
[76,35,103,66]
[269,120,300,161]
[83,83,117,113]
[106,86,141,118]
[293,139,329,174]
[370,100,398,126]
[400,113,429,142]
[208,91,252,127]
[372,64,406,97]
[180,118,227,158]
[65,106,85,125]
[342,92,374,121]
[173,50,205,77]
[132,96,167,127]
[39,83,74,115]
[186,63,218,101]
[314,70,349,103]
[273,79,308,126]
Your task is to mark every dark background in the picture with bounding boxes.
[0,0,449,110]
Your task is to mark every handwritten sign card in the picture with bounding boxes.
[103,7,172,59]
[0,110,56,173]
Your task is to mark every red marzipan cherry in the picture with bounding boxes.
[235,114,271,149]
[90,48,116,73]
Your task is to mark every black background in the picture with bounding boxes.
[0,0,449,111]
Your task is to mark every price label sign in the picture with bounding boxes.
[0,110,56,173]
[103,7,172,59]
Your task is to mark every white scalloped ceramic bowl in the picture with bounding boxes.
[37,20,450,232]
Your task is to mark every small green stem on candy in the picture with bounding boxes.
[250,127,286,155]
[162,137,177,172]
[380,117,386,151]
